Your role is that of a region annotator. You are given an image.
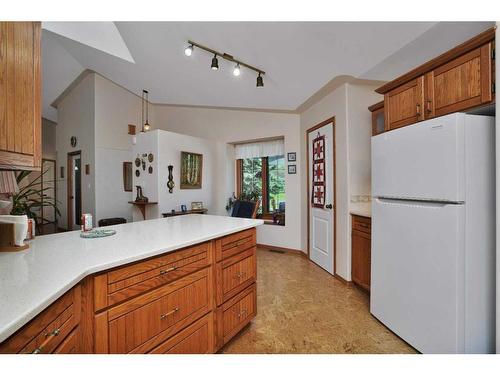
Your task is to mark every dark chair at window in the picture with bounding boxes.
[231,199,260,219]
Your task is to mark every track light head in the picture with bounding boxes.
[211,54,219,70]
[233,63,241,77]
[184,44,193,56]
[256,72,264,87]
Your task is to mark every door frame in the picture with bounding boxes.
[67,150,82,230]
[306,117,336,275]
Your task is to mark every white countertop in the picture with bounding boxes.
[0,215,263,343]
[350,202,372,218]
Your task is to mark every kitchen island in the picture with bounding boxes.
[0,215,263,353]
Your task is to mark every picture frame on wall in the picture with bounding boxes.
[191,201,204,210]
[287,152,296,162]
[180,151,203,189]
[288,164,297,174]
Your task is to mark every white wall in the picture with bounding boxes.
[93,74,147,223]
[132,130,226,221]
[300,83,381,280]
[42,118,57,160]
[152,105,302,250]
[55,73,95,230]
[347,84,382,196]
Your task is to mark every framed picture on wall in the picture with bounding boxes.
[288,164,297,174]
[180,151,203,189]
[287,152,296,162]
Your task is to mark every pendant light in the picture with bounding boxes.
[141,90,151,132]
[184,43,193,56]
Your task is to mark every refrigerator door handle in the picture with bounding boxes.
[376,197,463,208]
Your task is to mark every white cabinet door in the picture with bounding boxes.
[372,113,465,202]
[370,197,465,353]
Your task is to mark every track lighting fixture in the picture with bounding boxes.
[184,44,193,56]
[184,40,265,88]
[256,72,264,87]
[232,63,241,77]
[211,54,219,70]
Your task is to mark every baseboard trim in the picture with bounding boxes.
[333,274,353,286]
[257,243,307,257]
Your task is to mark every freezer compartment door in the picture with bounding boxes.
[372,113,464,202]
[370,198,464,353]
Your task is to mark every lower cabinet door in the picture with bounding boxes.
[216,247,256,305]
[351,230,371,291]
[97,268,213,354]
[149,312,214,354]
[216,284,256,349]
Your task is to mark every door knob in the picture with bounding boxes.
[325,204,333,209]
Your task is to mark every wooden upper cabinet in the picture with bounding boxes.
[0,22,41,170]
[384,76,424,130]
[425,43,493,119]
[376,27,495,133]
[368,101,385,136]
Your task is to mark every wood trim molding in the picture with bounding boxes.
[368,100,384,112]
[305,117,337,275]
[376,27,496,94]
[257,244,307,257]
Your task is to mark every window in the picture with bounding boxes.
[237,155,286,221]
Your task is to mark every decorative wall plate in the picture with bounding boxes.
[135,169,140,177]
[148,153,154,162]
[135,158,141,167]
[148,166,153,174]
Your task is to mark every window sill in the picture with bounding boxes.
[263,220,285,227]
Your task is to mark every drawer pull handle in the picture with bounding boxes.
[160,266,177,275]
[237,309,248,318]
[160,307,179,320]
[234,272,247,279]
[31,328,60,354]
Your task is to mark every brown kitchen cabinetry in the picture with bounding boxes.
[372,27,495,135]
[0,22,41,170]
[0,228,258,354]
[351,215,371,292]
[368,101,385,135]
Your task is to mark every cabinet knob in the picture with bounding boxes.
[426,100,432,114]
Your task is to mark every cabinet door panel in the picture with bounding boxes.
[0,21,41,170]
[426,43,493,118]
[385,76,424,130]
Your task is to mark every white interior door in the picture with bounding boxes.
[308,122,334,274]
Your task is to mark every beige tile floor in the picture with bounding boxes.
[221,248,417,354]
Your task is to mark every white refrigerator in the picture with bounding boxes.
[370,113,495,354]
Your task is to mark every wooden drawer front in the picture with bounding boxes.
[426,43,493,119]
[385,76,424,130]
[217,284,256,348]
[216,247,256,305]
[149,312,214,354]
[215,228,256,262]
[352,215,371,235]
[0,285,81,354]
[95,241,211,310]
[106,268,212,354]
[53,328,79,354]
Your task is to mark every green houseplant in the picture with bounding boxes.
[10,170,60,224]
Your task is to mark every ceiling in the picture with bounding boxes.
[41,21,494,122]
